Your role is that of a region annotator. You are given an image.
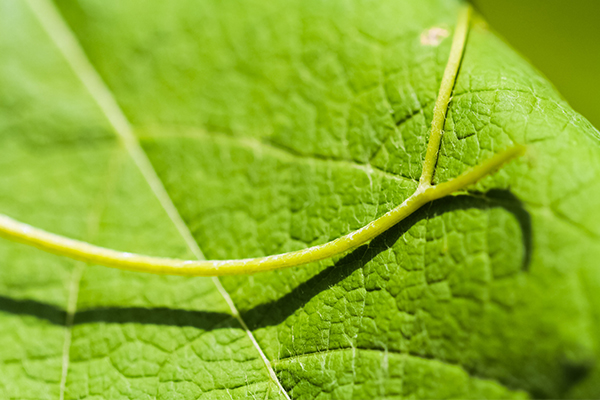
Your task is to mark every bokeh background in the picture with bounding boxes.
[471,0,600,129]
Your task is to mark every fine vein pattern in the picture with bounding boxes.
[22,0,291,397]
[3,0,600,398]
[0,6,521,276]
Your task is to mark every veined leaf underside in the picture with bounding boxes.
[0,6,524,277]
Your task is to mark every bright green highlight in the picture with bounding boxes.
[0,146,524,276]
[419,5,471,187]
[0,6,522,278]
[3,0,600,397]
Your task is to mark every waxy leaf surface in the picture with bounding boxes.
[1,0,599,398]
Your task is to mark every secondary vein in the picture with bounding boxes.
[0,7,527,281]
[0,144,524,276]
[419,5,471,188]
[24,0,289,397]
[0,5,488,277]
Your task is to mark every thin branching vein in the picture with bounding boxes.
[0,6,524,277]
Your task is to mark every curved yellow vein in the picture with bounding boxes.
[420,5,471,187]
[0,145,524,276]
[0,5,525,277]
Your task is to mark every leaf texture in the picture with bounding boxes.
[1,0,600,399]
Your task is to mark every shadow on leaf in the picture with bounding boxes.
[241,188,532,329]
[0,189,531,332]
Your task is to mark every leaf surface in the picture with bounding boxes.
[1,0,600,399]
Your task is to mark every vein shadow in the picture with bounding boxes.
[0,295,66,325]
[0,295,231,330]
[73,306,231,328]
[0,189,530,333]
[241,188,532,329]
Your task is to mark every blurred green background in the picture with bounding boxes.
[470,0,600,129]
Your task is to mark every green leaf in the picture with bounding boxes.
[1,0,599,399]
